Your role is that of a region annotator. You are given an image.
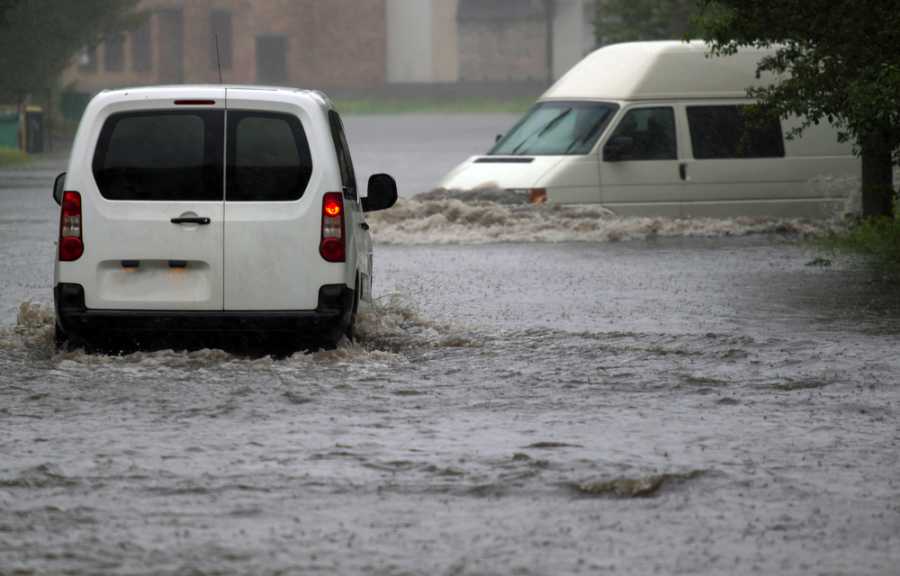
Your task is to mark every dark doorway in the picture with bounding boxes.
[256,35,287,85]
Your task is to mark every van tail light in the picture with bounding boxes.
[320,192,345,262]
[58,191,84,261]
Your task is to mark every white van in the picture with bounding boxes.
[52,85,397,350]
[439,41,860,218]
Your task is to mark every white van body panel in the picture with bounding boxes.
[222,89,341,311]
[534,155,602,204]
[542,41,777,101]
[58,86,227,311]
[437,41,861,218]
[440,156,565,191]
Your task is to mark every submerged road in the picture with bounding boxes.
[1,114,898,575]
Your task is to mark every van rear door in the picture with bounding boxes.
[82,91,225,310]
[222,89,322,311]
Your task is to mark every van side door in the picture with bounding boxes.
[222,90,320,310]
[598,106,683,217]
[679,102,789,217]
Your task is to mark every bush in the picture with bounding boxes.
[822,217,900,275]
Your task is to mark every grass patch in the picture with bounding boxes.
[332,96,534,116]
[0,147,29,167]
[820,217,900,276]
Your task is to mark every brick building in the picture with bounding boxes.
[62,0,596,96]
[63,0,387,93]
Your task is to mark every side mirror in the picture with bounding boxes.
[603,136,634,162]
[495,133,503,143]
[362,173,398,213]
[52,172,66,205]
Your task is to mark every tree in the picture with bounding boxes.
[699,0,900,217]
[594,0,697,45]
[0,0,140,104]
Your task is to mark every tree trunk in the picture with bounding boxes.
[860,131,895,217]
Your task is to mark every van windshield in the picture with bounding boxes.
[489,101,618,156]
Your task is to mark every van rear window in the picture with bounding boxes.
[687,106,785,159]
[92,110,224,201]
[226,111,312,202]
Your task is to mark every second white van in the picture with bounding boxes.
[439,41,860,218]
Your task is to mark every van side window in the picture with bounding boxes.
[328,110,357,200]
[606,107,677,161]
[92,110,224,201]
[226,111,312,202]
[687,105,785,159]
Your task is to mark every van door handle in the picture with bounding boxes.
[678,163,687,181]
[171,217,211,225]
[360,222,370,231]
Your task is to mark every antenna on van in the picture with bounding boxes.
[214,34,223,84]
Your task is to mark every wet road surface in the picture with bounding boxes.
[1,115,899,575]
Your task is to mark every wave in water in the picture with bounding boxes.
[367,189,847,245]
[0,296,475,365]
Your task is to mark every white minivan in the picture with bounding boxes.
[439,41,860,218]
[52,85,397,351]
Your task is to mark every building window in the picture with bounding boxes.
[131,19,152,72]
[105,33,125,72]
[210,10,233,70]
[78,46,98,72]
[256,35,287,84]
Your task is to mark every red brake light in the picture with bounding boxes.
[59,191,83,261]
[320,192,345,262]
[324,198,342,217]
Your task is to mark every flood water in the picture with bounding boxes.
[1,115,899,575]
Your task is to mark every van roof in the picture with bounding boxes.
[542,41,777,102]
[94,84,333,108]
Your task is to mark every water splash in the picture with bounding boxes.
[0,295,474,366]
[368,190,842,246]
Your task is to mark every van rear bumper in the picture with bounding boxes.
[54,283,353,345]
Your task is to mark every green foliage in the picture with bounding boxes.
[594,0,698,45]
[0,0,141,103]
[821,217,900,276]
[698,0,900,216]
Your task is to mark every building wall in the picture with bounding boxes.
[457,0,549,83]
[386,0,434,83]
[62,0,387,94]
[386,0,458,84]
[430,0,460,83]
[551,0,596,79]
[61,0,594,96]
